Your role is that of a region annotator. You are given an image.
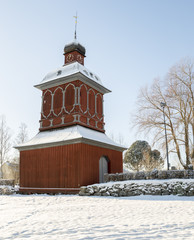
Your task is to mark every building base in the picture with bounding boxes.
[19,187,80,195]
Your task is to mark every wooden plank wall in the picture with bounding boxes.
[20,143,123,189]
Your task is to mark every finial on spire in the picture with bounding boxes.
[73,12,78,40]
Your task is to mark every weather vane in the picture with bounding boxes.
[73,12,78,40]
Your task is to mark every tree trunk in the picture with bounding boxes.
[184,122,191,168]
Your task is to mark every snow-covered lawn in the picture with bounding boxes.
[1,194,194,240]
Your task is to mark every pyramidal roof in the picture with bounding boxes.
[15,125,126,151]
[42,61,102,85]
[35,62,111,94]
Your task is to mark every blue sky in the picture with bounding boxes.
[0,0,194,149]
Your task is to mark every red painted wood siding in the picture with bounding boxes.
[65,51,84,65]
[20,143,123,189]
[40,80,104,132]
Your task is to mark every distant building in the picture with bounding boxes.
[15,40,126,194]
[2,161,19,184]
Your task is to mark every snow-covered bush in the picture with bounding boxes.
[124,141,164,171]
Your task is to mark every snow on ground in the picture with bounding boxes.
[1,194,194,240]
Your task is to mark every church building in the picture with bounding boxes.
[16,39,126,194]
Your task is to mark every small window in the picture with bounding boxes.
[57,70,62,76]
[83,70,89,76]
[95,76,99,81]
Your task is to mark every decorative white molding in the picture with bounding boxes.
[50,119,53,127]
[61,116,65,124]
[73,115,77,122]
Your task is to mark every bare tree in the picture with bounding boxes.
[0,116,12,178]
[12,123,28,164]
[15,123,28,144]
[133,58,194,169]
[108,132,125,145]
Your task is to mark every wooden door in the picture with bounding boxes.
[99,156,108,183]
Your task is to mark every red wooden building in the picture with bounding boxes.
[16,40,126,194]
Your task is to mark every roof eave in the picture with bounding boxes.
[15,137,126,152]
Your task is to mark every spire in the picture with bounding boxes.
[73,12,78,40]
[63,13,86,65]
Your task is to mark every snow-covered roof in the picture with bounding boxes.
[34,62,111,94]
[64,40,86,56]
[15,125,126,152]
[41,62,102,84]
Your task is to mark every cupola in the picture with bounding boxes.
[64,41,86,65]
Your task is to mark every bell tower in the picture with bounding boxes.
[16,36,125,194]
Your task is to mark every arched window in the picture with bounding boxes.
[96,93,103,120]
[88,89,95,117]
[42,90,52,118]
[80,84,87,113]
[53,87,63,116]
[64,84,75,113]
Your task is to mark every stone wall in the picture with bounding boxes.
[79,170,194,197]
[0,179,15,195]
[104,170,194,182]
[0,179,14,186]
[79,180,194,197]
